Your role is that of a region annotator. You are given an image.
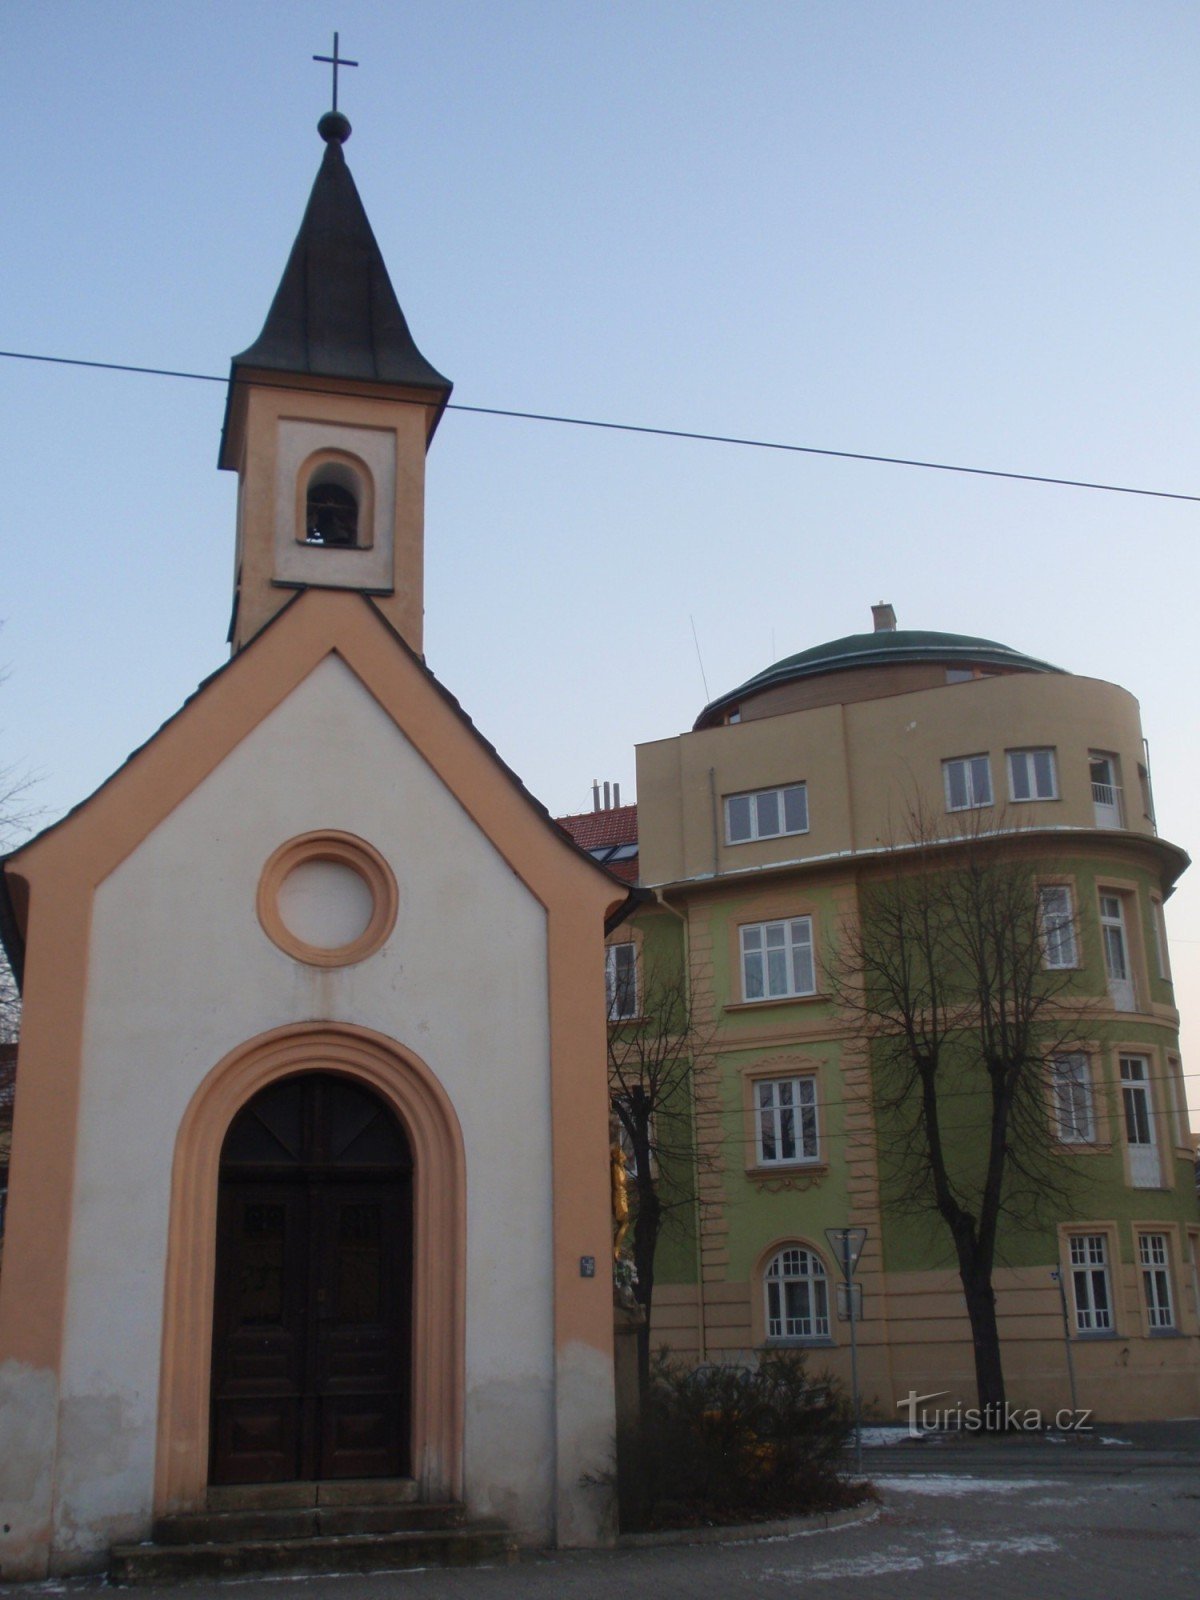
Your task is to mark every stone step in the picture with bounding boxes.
[152,1500,466,1545]
[110,1524,517,1586]
[206,1478,420,1511]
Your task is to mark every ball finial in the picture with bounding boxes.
[318,110,352,144]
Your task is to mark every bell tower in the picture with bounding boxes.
[218,109,451,655]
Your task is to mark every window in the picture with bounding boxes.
[1151,898,1171,981]
[611,1096,654,1179]
[740,918,816,1001]
[1089,752,1123,827]
[755,1077,818,1165]
[1007,747,1058,802]
[726,784,808,845]
[1120,1055,1161,1187]
[1100,894,1136,1011]
[606,942,638,1020]
[1138,1234,1176,1331]
[1069,1234,1113,1333]
[943,755,992,811]
[1038,885,1078,969]
[764,1246,830,1340]
[1050,1055,1095,1143]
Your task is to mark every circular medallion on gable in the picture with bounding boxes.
[257,832,397,967]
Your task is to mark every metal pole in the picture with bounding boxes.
[845,1234,862,1475]
[1052,1268,1079,1422]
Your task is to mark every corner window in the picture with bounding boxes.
[1100,894,1136,1011]
[1139,1234,1176,1331]
[1151,898,1171,981]
[1120,1055,1161,1188]
[1050,1055,1095,1143]
[1007,747,1058,802]
[1038,885,1078,969]
[943,755,992,811]
[740,918,815,1002]
[725,784,808,845]
[1089,752,1124,828]
[764,1246,830,1341]
[755,1077,818,1165]
[1069,1234,1113,1334]
[606,942,638,1020]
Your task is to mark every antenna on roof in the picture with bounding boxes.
[689,614,711,702]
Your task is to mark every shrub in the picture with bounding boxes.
[616,1350,863,1531]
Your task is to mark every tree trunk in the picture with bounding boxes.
[631,1183,661,1398]
[960,1265,1007,1419]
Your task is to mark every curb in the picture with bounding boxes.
[616,1499,877,1548]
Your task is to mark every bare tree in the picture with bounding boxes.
[834,810,1089,1416]
[608,959,713,1395]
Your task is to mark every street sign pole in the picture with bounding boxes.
[1050,1267,1079,1425]
[825,1226,867,1476]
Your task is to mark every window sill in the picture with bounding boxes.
[764,1337,835,1349]
[1148,1327,1183,1339]
[746,1162,828,1190]
[726,830,811,847]
[726,993,825,1013]
[1072,1331,1118,1341]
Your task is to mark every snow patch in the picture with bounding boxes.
[874,1475,1063,1495]
[766,1529,1058,1582]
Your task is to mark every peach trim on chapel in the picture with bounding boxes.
[153,1022,466,1514]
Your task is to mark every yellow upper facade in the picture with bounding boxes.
[638,644,1161,889]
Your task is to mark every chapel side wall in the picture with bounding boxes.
[37,659,559,1573]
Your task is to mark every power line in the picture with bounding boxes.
[2,347,1198,504]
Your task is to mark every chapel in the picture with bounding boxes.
[0,106,633,1580]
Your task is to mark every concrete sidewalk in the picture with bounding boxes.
[6,1464,1196,1600]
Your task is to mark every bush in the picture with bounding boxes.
[616,1351,865,1531]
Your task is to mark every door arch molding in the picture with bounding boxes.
[154,1023,465,1513]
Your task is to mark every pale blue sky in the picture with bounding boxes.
[4,2,1199,1098]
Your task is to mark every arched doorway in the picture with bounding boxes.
[209,1072,413,1484]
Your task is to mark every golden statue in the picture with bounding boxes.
[610,1115,631,1263]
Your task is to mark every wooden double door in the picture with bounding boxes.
[210,1074,413,1485]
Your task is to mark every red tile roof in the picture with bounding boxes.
[556,804,638,850]
[556,805,639,884]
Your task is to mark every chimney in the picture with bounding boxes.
[603,782,611,810]
[613,782,621,807]
[872,602,897,633]
[592,780,601,813]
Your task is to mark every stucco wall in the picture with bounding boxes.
[48,656,555,1565]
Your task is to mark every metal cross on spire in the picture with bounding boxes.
[313,32,358,113]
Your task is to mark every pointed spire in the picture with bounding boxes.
[231,115,452,396]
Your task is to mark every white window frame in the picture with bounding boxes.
[1050,1054,1095,1144]
[1069,1233,1114,1334]
[1120,1055,1161,1187]
[725,783,809,845]
[755,1076,819,1166]
[1100,893,1136,1011]
[1138,1233,1176,1332]
[1007,747,1058,802]
[740,917,816,1002]
[1038,885,1078,970]
[943,754,993,812]
[605,942,638,1020]
[764,1246,831,1341]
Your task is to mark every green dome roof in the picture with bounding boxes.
[694,629,1064,729]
